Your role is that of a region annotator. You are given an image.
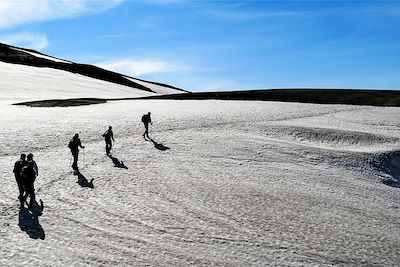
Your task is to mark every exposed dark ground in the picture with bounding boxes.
[13,98,107,107]
[142,89,400,106]
[14,89,400,107]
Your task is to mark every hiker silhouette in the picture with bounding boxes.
[13,153,27,208]
[141,112,153,139]
[102,126,114,156]
[20,153,39,209]
[68,133,85,171]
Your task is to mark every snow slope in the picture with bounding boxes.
[0,61,157,101]
[0,43,185,102]
[0,97,399,266]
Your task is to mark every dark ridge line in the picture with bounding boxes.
[0,43,189,92]
[0,43,153,92]
[123,75,189,93]
[13,88,400,107]
[114,88,400,106]
[15,46,74,64]
[0,42,187,94]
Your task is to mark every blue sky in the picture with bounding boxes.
[0,0,399,92]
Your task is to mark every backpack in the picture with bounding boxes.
[13,160,25,175]
[68,139,74,149]
[141,115,145,123]
[21,163,34,179]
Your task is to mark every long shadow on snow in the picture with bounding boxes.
[148,138,170,151]
[74,170,94,188]
[109,155,128,169]
[18,207,45,240]
[371,150,400,188]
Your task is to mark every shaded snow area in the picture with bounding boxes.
[0,100,399,266]
[0,61,157,102]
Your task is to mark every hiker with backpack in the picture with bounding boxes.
[21,153,38,208]
[102,126,114,156]
[141,112,153,139]
[13,153,27,208]
[68,133,85,171]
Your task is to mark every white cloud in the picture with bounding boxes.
[0,32,49,50]
[96,59,188,76]
[0,0,123,29]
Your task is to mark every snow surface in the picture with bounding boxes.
[0,56,399,266]
[0,61,182,102]
[0,96,399,266]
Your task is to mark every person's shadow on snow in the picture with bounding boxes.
[74,171,94,188]
[108,155,128,169]
[28,199,44,217]
[18,207,45,240]
[149,138,170,151]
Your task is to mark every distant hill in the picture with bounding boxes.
[137,88,400,107]
[14,88,400,107]
[3,43,399,107]
[0,42,186,101]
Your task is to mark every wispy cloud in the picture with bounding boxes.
[357,4,400,16]
[0,32,49,50]
[0,0,123,29]
[202,9,308,21]
[96,58,189,76]
[195,79,239,92]
[179,77,242,92]
[144,0,184,4]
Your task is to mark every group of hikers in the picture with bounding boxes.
[13,112,153,209]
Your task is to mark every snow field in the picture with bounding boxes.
[0,100,399,266]
[0,61,181,102]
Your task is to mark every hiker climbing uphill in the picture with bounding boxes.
[102,126,114,156]
[141,112,153,139]
[68,133,85,171]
